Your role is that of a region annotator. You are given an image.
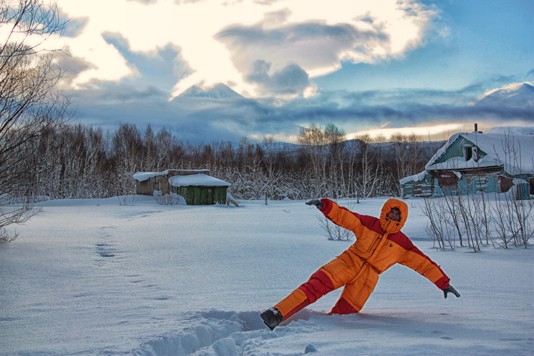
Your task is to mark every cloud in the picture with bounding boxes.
[246,60,312,97]
[62,79,534,145]
[347,123,464,140]
[127,0,157,4]
[52,0,436,99]
[216,20,385,75]
[61,16,88,38]
[28,1,533,143]
[55,51,95,87]
[250,82,534,140]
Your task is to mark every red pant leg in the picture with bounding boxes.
[275,269,335,319]
[275,251,362,319]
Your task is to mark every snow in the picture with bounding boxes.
[133,171,169,181]
[1,197,533,355]
[399,171,427,185]
[169,174,231,187]
[133,170,211,182]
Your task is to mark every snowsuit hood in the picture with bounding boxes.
[380,198,408,234]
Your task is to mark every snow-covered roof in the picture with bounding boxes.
[169,173,230,187]
[426,132,534,174]
[399,171,428,185]
[133,169,210,182]
[133,170,169,181]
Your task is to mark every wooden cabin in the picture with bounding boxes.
[401,130,534,199]
[133,169,231,205]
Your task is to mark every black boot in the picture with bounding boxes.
[260,308,283,330]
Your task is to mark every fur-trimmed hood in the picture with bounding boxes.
[380,198,408,233]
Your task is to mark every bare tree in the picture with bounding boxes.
[354,135,383,198]
[421,197,456,250]
[324,123,346,198]
[297,123,348,198]
[259,136,282,204]
[0,0,68,242]
[111,124,143,196]
[391,133,423,195]
[297,125,328,196]
[491,194,514,248]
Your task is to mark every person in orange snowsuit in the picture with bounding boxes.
[261,198,460,330]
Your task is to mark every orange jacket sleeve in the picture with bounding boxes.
[320,198,365,237]
[392,233,450,290]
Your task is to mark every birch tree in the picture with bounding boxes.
[0,0,67,242]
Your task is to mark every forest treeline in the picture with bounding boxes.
[14,122,442,201]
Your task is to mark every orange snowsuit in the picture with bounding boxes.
[274,198,450,320]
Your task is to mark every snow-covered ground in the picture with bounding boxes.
[0,196,532,355]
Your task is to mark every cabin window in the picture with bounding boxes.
[475,176,487,191]
[463,145,473,161]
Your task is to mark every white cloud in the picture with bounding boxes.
[52,0,435,99]
[347,123,464,140]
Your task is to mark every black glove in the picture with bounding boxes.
[443,285,460,299]
[306,199,322,210]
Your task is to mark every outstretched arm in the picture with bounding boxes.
[307,198,364,235]
[394,233,459,298]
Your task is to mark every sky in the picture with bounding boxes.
[15,0,534,143]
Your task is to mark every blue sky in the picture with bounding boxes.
[317,0,533,92]
[35,0,534,143]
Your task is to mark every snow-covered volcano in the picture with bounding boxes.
[177,83,244,100]
[476,82,534,108]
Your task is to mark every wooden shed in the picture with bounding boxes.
[169,173,230,205]
[133,169,232,205]
[400,171,433,198]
